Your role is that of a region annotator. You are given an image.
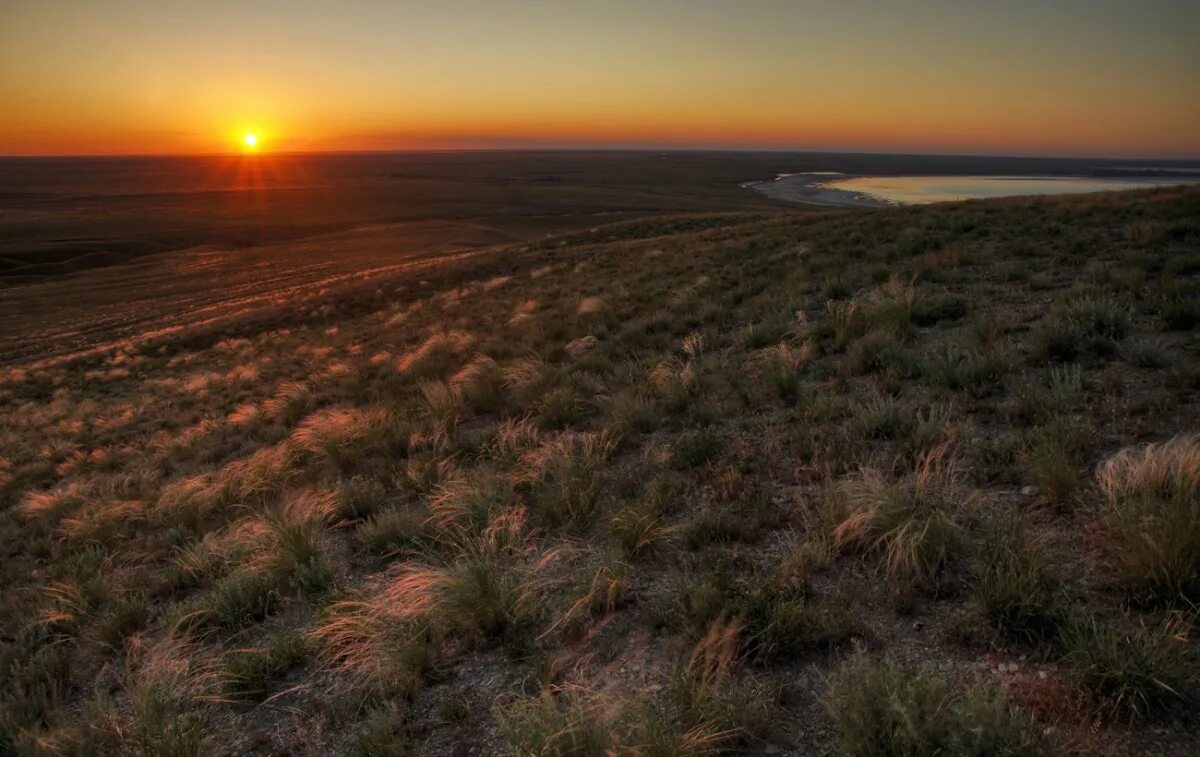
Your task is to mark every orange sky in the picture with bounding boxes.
[2,1,1198,157]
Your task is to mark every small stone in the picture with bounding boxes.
[1021,486,1040,497]
[1038,670,1049,680]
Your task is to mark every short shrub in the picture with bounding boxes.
[852,392,909,440]
[356,506,427,557]
[497,689,615,755]
[921,343,1014,395]
[535,387,584,429]
[671,427,726,469]
[354,704,413,757]
[1032,295,1131,362]
[826,650,1041,756]
[1119,337,1171,369]
[912,292,968,325]
[180,570,276,632]
[1158,291,1200,331]
[523,432,615,531]
[338,476,389,521]
[843,330,911,377]
[607,389,660,436]
[224,631,311,700]
[972,522,1063,645]
[1022,416,1086,507]
[1059,612,1194,719]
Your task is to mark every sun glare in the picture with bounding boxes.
[242,133,259,150]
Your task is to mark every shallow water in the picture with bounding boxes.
[820,175,1196,205]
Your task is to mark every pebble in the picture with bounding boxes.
[1020,485,1040,496]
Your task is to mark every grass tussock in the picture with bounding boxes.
[833,444,972,592]
[520,431,616,531]
[1096,436,1200,604]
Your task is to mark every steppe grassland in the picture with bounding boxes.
[1,189,1198,754]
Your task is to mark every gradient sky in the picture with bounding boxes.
[2,0,1198,157]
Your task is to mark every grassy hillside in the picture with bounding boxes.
[1,187,1198,755]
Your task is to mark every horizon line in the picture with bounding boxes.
[3,145,1200,162]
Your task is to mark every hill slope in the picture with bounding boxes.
[1,187,1198,755]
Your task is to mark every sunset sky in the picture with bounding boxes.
[2,0,1198,158]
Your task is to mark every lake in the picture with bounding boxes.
[819,175,1198,205]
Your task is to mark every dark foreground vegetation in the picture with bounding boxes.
[1,186,1198,755]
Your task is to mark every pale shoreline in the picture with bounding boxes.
[746,172,1200,208]
[744,173,892,208]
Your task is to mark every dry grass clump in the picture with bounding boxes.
[759,341,814,402]
[317,509,546,692]
[610,506,671,558]
[921,342,1015,395]
[576,296,605,316]
[57,498,145,546]
[256,489,337,592]
[502,356,555,408]
[155,441,298,530]
[262,381,314,424]
[642,617,778,752]
[447,353,505,412]
[564,334,599,357]
[395,330,475,378]
[356,504,427,557]
[124,635,226,756]
[833,444,972,591]
[418,379,467,432]
[509,298,539,326]
[312,568,441,695]
[499,617,773,755]
[828,276,917,349]
[1096,436,1200,604]
[490,416,544,462]
[649,358,699,414]
[606,388,661,437]
[19,482,89,525]
[291,405,405,469]
[520,431,616,531]
[497,686,618,755]
[426,468,513,534]
[1022,416,1086,507]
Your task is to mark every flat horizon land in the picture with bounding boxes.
[3,150,1199,365]
[1,152,1199,755]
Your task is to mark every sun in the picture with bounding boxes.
[242,133,259,151]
